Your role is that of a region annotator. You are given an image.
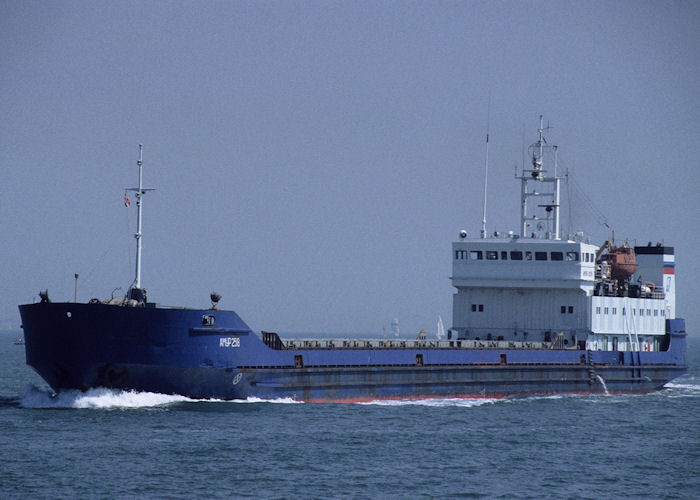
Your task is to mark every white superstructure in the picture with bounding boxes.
[450,117,676,352]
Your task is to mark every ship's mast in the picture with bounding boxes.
[518,116,562,240]
[135,145,144,288]
[126,145,154,299]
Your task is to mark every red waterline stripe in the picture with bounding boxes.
[304,393,507,403]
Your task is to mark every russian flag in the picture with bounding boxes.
[663,262,675,275]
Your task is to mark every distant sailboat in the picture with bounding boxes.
[436,315,445,340]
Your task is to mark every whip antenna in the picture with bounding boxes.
[480,96,491,239]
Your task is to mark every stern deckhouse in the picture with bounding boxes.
[450,117,677,353]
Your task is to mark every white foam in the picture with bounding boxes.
[19,385,304,408]
[20,385,195,409]
[664,382,700,395]
[233,396,302,404]
[522,394,566,401]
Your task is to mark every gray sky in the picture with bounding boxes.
[2,1,698,335]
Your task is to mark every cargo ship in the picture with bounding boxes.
[19,119,687,402]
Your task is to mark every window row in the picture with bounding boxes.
[595,306,665,317]
[582,252,596,262]
[455,250,580,262]
[471,304,577,314]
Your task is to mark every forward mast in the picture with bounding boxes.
[126,144,155,302]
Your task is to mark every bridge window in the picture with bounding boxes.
[612,307,617,314]
[535,252,547,261]
[525,251,533,260]
[501,251,508,260]
[596,306,601,314]
[470,250,483,260]
[510,251,523,260]
[471,304,477,312]
[568,306,574,314]
[604,307,609,314]
[551,251,563,261]
[455,250,468,260]
[486,250,498,260]
[566,251,579,261]
[479,304,484,312]
[561,306,566,314]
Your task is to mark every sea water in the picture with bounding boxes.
[1,331,698,499]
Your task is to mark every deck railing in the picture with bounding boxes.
[278,338,555,350]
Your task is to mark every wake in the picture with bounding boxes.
[19,385,300,409]
[16,380,696,409]
[357,397,503,408]
[20,385,194,409]
[663,381,700,397]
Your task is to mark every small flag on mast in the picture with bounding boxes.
[124,194,131,207]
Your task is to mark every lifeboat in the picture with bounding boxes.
[598,242,638,281]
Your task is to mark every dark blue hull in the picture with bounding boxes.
[18,302,687,402]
